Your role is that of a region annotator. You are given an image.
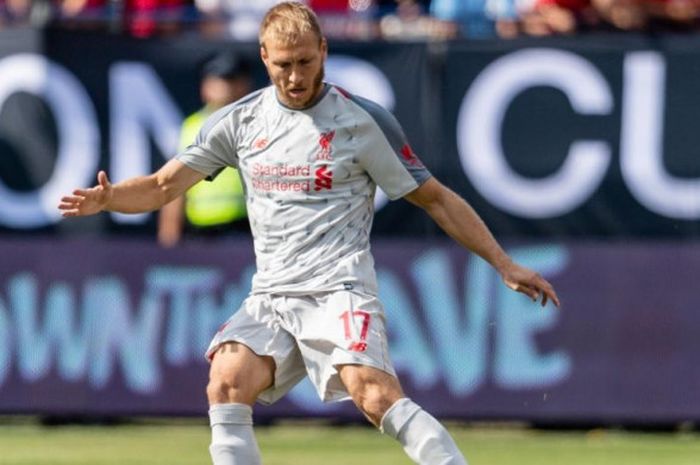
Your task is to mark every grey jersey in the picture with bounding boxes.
[177,84,431,295]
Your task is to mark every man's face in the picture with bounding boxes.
[261,31,327,109]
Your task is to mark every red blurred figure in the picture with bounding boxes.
[589,0,647,30]
[125,0,188,37]
[645,0,700,31]
[521,0,600,36]
[308,0,350,12]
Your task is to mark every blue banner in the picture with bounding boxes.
[0,238,698,423]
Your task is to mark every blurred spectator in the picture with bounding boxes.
[1,0,29,25]
[3,0,53,26]
[6,0,700,40]
[308,0,350,11]
[645,0,699,31]
[310,0,380,39]
[195,0,288,40]
[519,0,599,36]
[57,0,110,30]
[158,52,252,248]
[36,0,190,37]
[590,0,648,31]
[485,0,525,38]
[124,0,190,37]
[430,0,499,38]
[60,0,104,17]
[591,0,649,31]
[380,0,458,39]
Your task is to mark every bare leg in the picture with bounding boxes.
[207,342,275,405]
[337,364,404,426]
[338,364,467,465]
[207,342,275,465]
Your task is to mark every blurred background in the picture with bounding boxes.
[0,0,699,445]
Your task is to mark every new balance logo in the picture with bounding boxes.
[314,165,333,191]
[253,138,268,149]
[348,341,368,352]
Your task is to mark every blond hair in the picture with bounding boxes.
[259,2,323,49]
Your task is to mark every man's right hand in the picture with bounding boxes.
[58,171,113,217]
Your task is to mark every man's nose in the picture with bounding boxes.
[289,67,303,84]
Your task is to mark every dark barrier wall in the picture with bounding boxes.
[0,238,698,424]
[1,30,700,237]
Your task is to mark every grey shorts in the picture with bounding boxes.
[206,290,396,405]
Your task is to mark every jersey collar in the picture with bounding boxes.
[275,83,331,111]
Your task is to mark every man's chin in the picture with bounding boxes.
[284,93,311,108]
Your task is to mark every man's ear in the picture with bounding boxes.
[260,45,268,65]
[320,38,328,59]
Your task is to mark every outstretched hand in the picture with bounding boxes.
[58,171,113,217]
[500,260,560,308]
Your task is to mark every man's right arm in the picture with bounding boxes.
[59,159,206,217]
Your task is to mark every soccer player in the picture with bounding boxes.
[59,2,560,464]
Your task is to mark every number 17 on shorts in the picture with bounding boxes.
[339,310,371,352]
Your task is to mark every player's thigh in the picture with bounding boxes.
[208,342,276,405]
[337,364,404,421]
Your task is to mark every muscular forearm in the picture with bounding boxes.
[104,159,203,214]
[157,195,185,247]
[421,187,512,272]
[60,160,208,220]
[106,174,175,214]
[406,179,559,307]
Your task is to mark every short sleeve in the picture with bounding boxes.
[351,96,431,200]
[176,105,239,179]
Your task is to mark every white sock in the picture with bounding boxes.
[380,398,468,465]
[208,403,261,465]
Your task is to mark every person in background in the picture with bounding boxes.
[379,0,458,40]
[158,52,253,247]
[519,0,594,36]
[429,0,499,38]
[194,0,291,39]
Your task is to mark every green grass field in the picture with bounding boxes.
[1,420,698,465]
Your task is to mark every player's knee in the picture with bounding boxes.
[207,368,256,405]
[339,365,404,426]
[352,383,402,426]
[207,343,275,405]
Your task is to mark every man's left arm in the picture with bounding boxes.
[404,177,560,308]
